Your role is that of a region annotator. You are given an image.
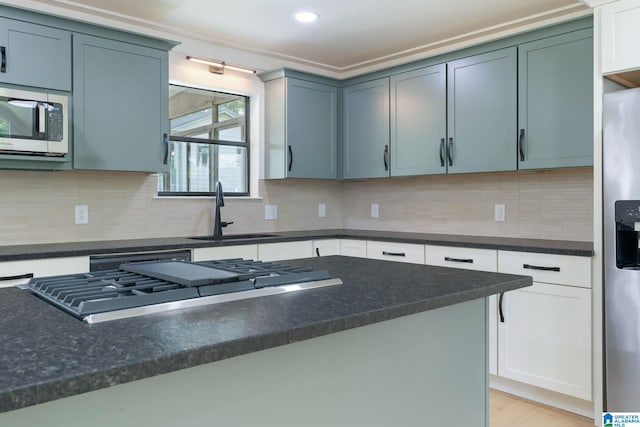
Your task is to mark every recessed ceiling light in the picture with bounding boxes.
[295,11,318,23]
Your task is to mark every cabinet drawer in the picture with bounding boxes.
[0,256,89,288]
[192,245,257,262]
[340,239,367,258]
[258,241,313,262]
[366,241,425,264]
[498,251,591,288]
[425,246,497,272]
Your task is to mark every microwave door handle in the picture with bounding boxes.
[37,103,46,135]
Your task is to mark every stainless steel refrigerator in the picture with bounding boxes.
[603,86,640,411]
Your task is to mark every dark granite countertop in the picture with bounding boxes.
[0,255,532,414]
[0,229,593,261]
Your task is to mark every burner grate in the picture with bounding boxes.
[26,258,337,320]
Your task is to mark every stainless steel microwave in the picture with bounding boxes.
[0,87,68,156]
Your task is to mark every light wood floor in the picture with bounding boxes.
[490,390,595,427]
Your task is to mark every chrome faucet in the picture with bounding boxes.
[213,181,233,239]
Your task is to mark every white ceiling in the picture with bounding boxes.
[11,0,590,74]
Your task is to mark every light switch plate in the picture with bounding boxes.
[265,205,278,220]
[318,203,326,218]
[75,205,89,224]
[494,204,505,222]
[371,203,379,218]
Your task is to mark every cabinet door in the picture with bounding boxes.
[342,78,390,179]
[601,0,640,74]
[286,78,338,179]
[447,48,517,174]
[518,29,593,170]
[73,34,169,172]
[312,239,341,257]
[390,64,446,176]
[498,282,592,400]
[0,18,71,90]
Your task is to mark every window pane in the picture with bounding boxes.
[157,141,247,194]
[169,85,246,142]
[159,85,249,195]
[218,146,247,193]
[218,99,245,123]
[217,125,242,142]
[170,108,212,135]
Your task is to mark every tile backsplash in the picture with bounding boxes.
[0,168,593,246]
[341,168,593,241]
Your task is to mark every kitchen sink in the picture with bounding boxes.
[188,233,281,241]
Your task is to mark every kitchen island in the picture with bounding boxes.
[0,256,531,426]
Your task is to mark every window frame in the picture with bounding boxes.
[158,85,250,197]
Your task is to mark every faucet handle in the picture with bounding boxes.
[221,221,234,228]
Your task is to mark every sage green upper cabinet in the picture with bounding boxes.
[447,47,517,174]
[390,64,447,177]
[72,34,169,172]
[264,77,338,179]
[517,29,593,170]
[0,17,71,91]
[342,77,390,179]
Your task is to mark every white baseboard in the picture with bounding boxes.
[490,375,594,420]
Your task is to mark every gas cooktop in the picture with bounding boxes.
[24,258,342,323]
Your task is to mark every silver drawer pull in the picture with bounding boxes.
[382,251,405,257]
[444,257,473,264]
[0,273,34,281]
[523,264,560,272]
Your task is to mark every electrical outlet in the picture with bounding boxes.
[318,203,326,218]
[494,204,506,222]
[75,205,89,225]
[371,203,379,218]
[265,205,278,220]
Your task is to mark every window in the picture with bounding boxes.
[157,85,249,196]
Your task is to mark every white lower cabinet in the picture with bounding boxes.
[312,239,341,257]
[366,241,425,264]
[497,250,592,401]
[258,241,313,262]
[497,282,592,400]
[340,239,367,258]
[192,245,258,262]
[0,256,89,288]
